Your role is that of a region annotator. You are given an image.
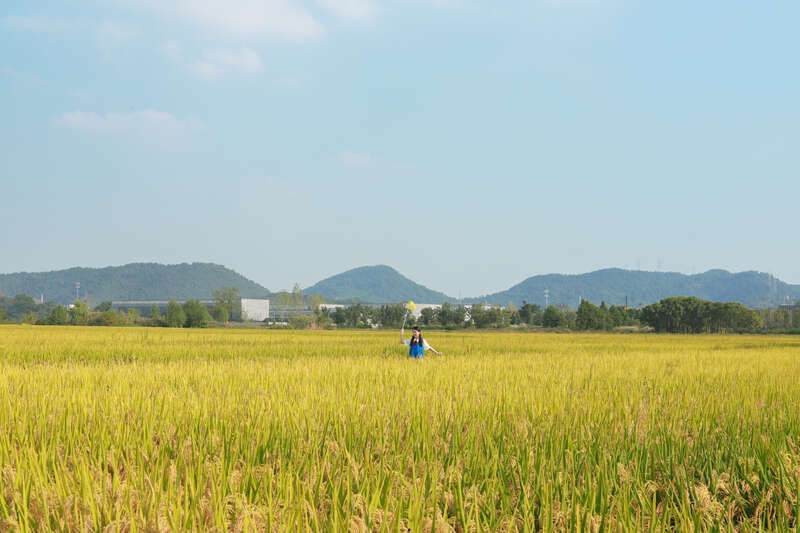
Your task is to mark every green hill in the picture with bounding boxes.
[0,263,269,305]
[472,268,800,309]
[4,262,796,310]
[305,265,456,304]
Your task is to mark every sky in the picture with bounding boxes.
[2,0,798,297]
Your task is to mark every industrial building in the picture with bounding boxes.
[241,298,269,321]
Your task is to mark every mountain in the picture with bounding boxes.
[305,265,456,304]
[4,262,797,310]
[0,263,269,305]
[472,268,800,309]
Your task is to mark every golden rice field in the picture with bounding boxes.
[2,326,800,531]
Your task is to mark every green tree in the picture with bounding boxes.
[314,315,333,329]
[597,302,614,331]
[451,305,469,328]
[563,307,577,329]
[309,294,325,313]
[518,301,542,326]
[508,301,521,325]
[734,304,762,331]
[213,286,241,321]
[420,307,435,326]
[469,304,494,328]
[625,307,642,324]
[8,294,39,321]
[542,305,566,328]
[641,297,761,333]
[164,300,186,328]
[149,304,161,320]
[48,305,68,325]
[497,306,512,328]
[69,301,89,325]
[288,315,314,329]
[609,306,629,328]
[95,309,119,326]
[274,291,292,320]
[377,304,406,328]
[0,306,5,322]
[183,300,211,328]
[342,304,372,328]
[211,304,229,323]
[576,300,599,330]
[438,303,455,327]
[95,301,113,312]
[332,307,346,327]
[126,308,140,324]
[291,283,304,307]
[309,295,330,328]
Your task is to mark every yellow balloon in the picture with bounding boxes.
[406,301,416,311]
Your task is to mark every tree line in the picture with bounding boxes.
[323,298,769,333]
[322,301,640,330]
[639,297,763,333]
[755,306,800,332]
[27,299,217,328]
[1,290,795,334]
[0,294,60,323]
[0,287,244,329]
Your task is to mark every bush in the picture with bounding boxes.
[183,300,211,328]
[212,304,229,323]
[542,306,566,328]
[48,306,69,325]
[69,301,89,325]
[288,315,314,329]
[164,301,186,328]
[94,301,113,312]
[641,297,762,333]
[91,310,120,326]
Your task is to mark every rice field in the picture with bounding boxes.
[2,325,800,531]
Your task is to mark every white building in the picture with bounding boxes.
[241,298,269,321]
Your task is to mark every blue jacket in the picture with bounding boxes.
[408,339,425,358]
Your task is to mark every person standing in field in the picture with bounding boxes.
[400,325,442,359]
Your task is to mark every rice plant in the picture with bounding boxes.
[1,325,800,530]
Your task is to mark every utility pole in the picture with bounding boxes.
[544,289,550,308]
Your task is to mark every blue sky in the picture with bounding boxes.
[2,0,798,297]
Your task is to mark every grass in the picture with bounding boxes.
[2,325,800,531]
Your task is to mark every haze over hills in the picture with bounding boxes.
[2,263,798,309]
[0,263,269,305]
[303,265,800,308]
[304,265,457,304]
[305,266,799,308]
[471,269,800,309]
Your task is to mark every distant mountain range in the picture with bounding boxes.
[0,263,269,305]
[309,266,800,308]
[468,268,800,309]
[1,263,798,308]
[305,265,456,304]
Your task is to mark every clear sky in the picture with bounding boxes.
[2,1,798,297]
